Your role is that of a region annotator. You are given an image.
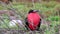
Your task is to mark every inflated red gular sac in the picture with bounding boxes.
[25,9,41,31]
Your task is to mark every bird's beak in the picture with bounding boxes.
[33,10,39,12]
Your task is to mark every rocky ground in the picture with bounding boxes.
[0,28,43,34]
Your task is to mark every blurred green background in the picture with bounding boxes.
[0,0,60,34]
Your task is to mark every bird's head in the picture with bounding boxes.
[28,9,39,14]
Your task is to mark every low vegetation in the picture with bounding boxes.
[0,1,60,34]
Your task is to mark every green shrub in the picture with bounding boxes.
[46,16,60,21]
